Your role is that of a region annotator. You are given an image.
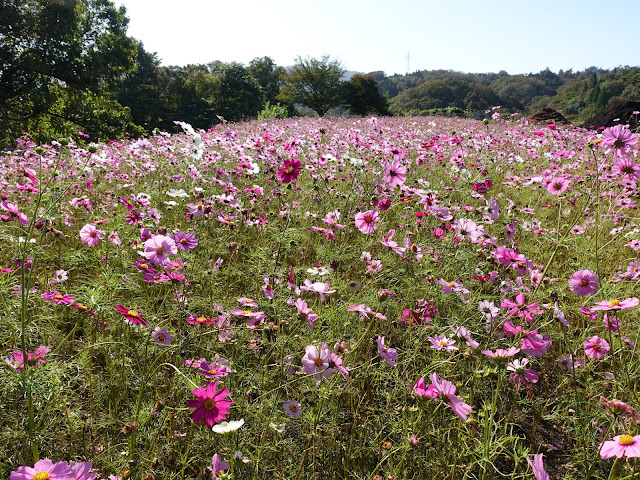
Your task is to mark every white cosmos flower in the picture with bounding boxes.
[269,422,286,433]
[166,188,190,198]
[212,418,245,434]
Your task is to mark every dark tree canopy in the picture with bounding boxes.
[0,0,141,143]
[341,74,389,116]
[278,56,345,116]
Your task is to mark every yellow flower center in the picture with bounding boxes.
[242,310,251,315]
[203,398,216,410]
[33,473,50,480]
[619,434,635,446]
[439,340,448,347]
[141,263,149,270]
[127,310,139,317]
[197,317,207,323]
[285,166,294,174]
[208,369,217,375]
[180,238,187,244]
[448,282,456,287]
[580,279,588,286]
[289,404,298,412]
[54,294,63,299]
[156,247,165,255]
[609,299,621,307]
[245,299,253,303]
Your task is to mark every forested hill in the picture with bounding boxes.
[373,67,640,121]
[2,0,639,146]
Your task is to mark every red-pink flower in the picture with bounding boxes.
[6,345,50,372]
[276,158,301,183]
[354,209,379,235]
[186,380,232,427]
[114,304,149,327]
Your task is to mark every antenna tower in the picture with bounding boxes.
[406,52,410,74]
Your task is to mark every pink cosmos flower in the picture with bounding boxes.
[143,235,178,266]
[376,336,398,367]
[42,291,75,305]
[10,458,73,480]
[450,326,479,349]
[283,400,303,418]
[187,315,216,325]
[262,275,274,299]
[501,293,543,323]
[482,346,520,359]
[208,454,230,480]
[380,229,405,255]
[152,326,173,345]
[612,157,640,179]
[67,461,97,480]
[429,373,472,421]
[173,231,198,251]
[428,335,458,352]
[591,297,639,311]
[354,209,379,235]
[602,124,638,157]
[545,177,570,195]
[526,454,549,480]
[600,434,640,459]
[409,377,438,398]
[114,304,149,327]
[186,380,232,427]
[276,157,302,183]
[289,297,318,329]
[584,336,610,359]
[6,345,50,372]
[300,279,335,302]
[197,361,230,379]
[301,343,330,376]
[568,269,599,296]
[79,223,102,247]
[383,159,407,187]
[429,204,453,221]
[507,358,538,390]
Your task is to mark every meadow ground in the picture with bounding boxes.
[1,114,640,480]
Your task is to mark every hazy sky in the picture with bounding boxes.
[115,0,640,76]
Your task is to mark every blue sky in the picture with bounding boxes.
[116,0,640,75]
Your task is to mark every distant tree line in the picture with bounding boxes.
[2,0,639,146]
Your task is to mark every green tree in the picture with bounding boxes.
[278,56,345,116]
[341,74,389,116]
[248,56,286,105]
[0,0,141,144]
[210,62,262,121]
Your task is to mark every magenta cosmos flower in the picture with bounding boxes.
[603,124,638,157]
[568,269,599,296]
[584,336,610,359]
[142,235,177,266]
[10,458,74,480]
[79,224,102,247]
[376,336,398,367]
[600,434,640,459]
[114,304,149,327]
[545,177,570,195]
[429,373,472,421]
[186,380,233,427]
[501,293,543,323]
[6,345,50,372]
[591,297,640,311]
[276,158,301,183]
[354,209,379,235]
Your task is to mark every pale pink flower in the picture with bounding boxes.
[142,235,177,266]
[600,434,640,459]
[376,336,398,367]
[568,269,599,296]
[526,453,549,480]
[79,223,102,247]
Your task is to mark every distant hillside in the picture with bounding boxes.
[364,66,640,122]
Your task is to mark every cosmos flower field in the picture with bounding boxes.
[1,114,640,480]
